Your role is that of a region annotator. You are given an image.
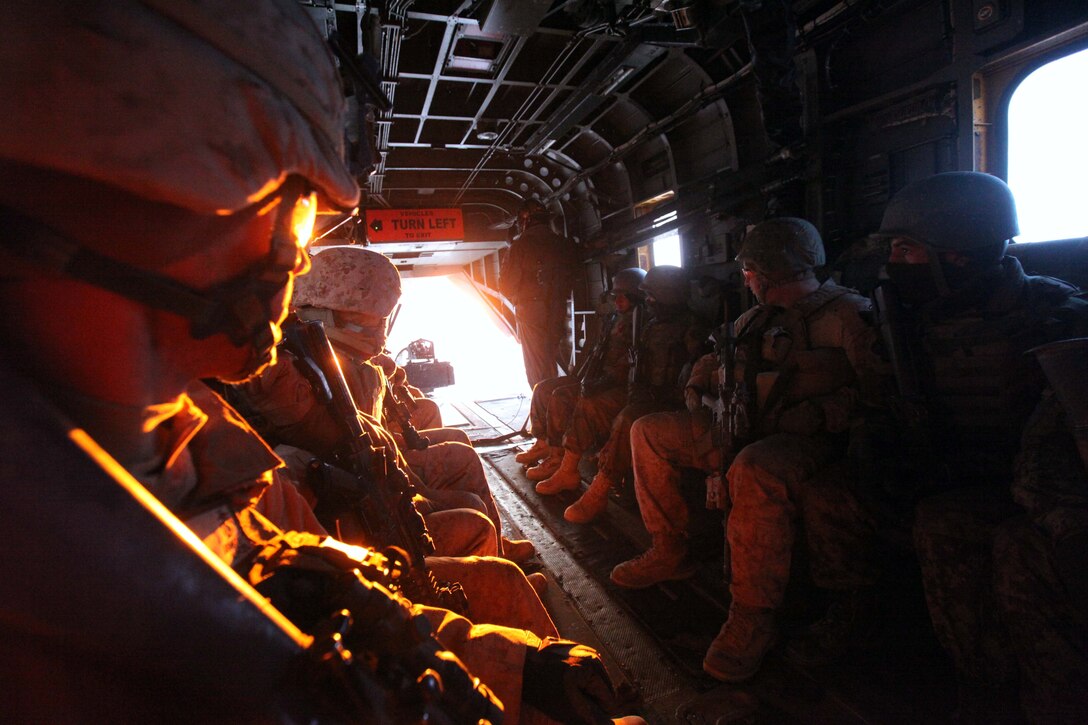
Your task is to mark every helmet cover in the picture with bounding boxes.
[641,265,689,306]
[0,0,358,266]
[612,267,647,295]
[294,246,401,318]
[736,218,825,278]
[877,172,1018,251]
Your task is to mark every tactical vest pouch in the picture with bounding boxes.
[756,371,779,410]
[784,348,857,404]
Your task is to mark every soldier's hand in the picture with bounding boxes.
[684,386,702,413]
[522,638,620,725]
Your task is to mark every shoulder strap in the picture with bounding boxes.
[792,283,854,318]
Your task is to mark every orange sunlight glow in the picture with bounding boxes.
[67,427,312,648]
[386,274,532,403]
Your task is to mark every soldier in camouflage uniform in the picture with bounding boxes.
[526,268,644,490]
[557,265,695,524]
[234,355,501,560]
[499,199,580,388]
[0,4,648,720]
[866,173,1088,719]
[0,0,502,716]
[994,342,1088,724]
[610,219,880,683]
[284,246,535,563]
[517,268,645,471]
[515,372,583,463]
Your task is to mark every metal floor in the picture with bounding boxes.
[453,395,957,725]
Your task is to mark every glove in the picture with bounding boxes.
[521,638,619,725]
[684,386,702,413]
[251,534,502,724]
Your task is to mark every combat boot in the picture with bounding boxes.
[535,450,582,494]
[526,572,548,596]
[703,603,778,683]
[525,447,563,481]
[515,438,549,465]
[610,535,695,588]
[501,537,536,564]
[563,472,612,523]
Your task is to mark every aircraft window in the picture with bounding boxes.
[651,210,683,266]
[1006,46,1088,242]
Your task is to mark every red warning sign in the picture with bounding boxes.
[365,208,464,243]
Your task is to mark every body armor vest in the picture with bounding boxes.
[632,306,694,407]
[733,283,862,434]
[922,289,1074,478]
[916,277,1081,482]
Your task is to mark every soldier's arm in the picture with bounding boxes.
[686,352,720,392]
[796,296,880,434]
[1012,392,1088,541]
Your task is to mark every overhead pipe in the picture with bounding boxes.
[548,60,753,204]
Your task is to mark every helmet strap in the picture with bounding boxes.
[0,209,289,362]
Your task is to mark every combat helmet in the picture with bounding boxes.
[0,0,359,269]
[612,267,648,297]
[0,0,360,362]
[294,246,402,319]
[877,172,1018,255]
[736,218,825,280]
[641,265,689,307]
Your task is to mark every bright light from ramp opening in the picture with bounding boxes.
[386,274,532,404]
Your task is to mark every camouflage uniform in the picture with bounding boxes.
[234,351,502,557]
[150,384,561,723]
[523,306,633,453]
[558,308,634,454]
[335,347,507,546]
[909,259,1088,687]
[597,304,693,482]
[499,215,578,387]
[630,281,880,608]
[528,375,580,443]
[992,391,1088,724]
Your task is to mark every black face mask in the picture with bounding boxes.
[938,260,986,291]
[885,263,941,307]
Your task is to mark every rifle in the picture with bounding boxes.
[873,282,922,402]
[578,310,618,396]
[282,319,467,613]
[252,532,503,725]
[379,303,430,450]
[627,302,644,389]
[382,376,431,451]
[704,321,737,511]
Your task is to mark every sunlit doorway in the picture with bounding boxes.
[386,274,533,431]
